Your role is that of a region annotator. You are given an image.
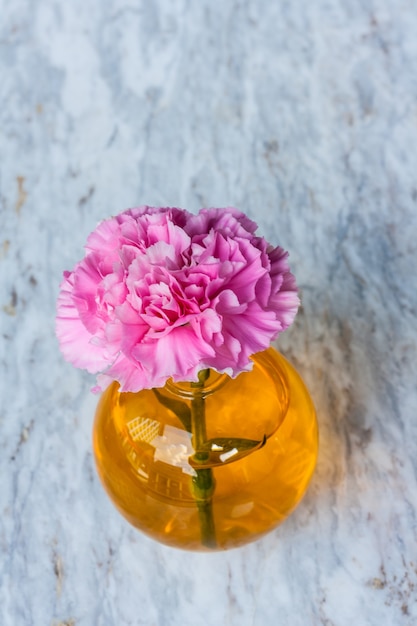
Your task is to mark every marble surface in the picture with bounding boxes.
[1,0,417,624]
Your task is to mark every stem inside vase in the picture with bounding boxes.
[190,369,217,548]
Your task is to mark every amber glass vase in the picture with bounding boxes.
[93,348,318,551]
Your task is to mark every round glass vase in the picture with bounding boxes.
[93,348,318,551]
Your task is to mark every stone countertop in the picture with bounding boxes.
[1,1,416,624]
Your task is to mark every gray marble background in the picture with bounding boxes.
[1,0,417,624]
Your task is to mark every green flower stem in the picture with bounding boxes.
[190,369,217,549]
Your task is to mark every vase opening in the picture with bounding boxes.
[165,369,230,399]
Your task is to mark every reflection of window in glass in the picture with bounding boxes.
[127,416,162,444]
[126,417,195,479]
[153,425,195,476]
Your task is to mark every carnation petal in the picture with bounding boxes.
[56,273,109,373]
[133,325,216,385]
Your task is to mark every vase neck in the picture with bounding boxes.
[165,370,230,399]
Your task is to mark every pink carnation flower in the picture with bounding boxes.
[56,206,299,392]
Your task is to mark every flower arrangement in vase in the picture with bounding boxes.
[57,206,317,550]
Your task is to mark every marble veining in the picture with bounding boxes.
[1,0,417,624]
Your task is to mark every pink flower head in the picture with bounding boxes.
[56,206,299,392]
